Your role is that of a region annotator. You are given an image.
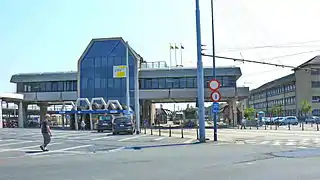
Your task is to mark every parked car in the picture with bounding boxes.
[305,116,320,124]
[282,116,299,125]
[112,116,135,135]
[96,115,113,132]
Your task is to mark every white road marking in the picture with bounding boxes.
[0,142,63,153]
[272,140,281,146]
[118,135,146,142]
[28,145,93,156]
[245,140,257,144]
[259,141,271,145]
[183,139,195,143]
[0,139,16,142]
[153,137,166,141]
[0,141,33,147]
[91,136,114,141]
[285,140,296,146]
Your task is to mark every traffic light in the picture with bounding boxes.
[201,44,207,55]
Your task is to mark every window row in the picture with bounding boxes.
[311,81,320,88]
[261,110,297,116]
[17,81,77,93]
[140,61,167,69]
[250,84,296,100]
[139,76,236,89]
[312,96,320,103]
[253,96,296,109]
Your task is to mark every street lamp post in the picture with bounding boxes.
[210,0,218,141]
[195,0,206,143]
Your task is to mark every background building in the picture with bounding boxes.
[248,56,320,117]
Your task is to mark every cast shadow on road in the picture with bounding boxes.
[25,150,44,154]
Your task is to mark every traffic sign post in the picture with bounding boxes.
[209,79,221,142]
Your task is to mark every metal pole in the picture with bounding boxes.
[211,0,218,142]
[125,41,130,113]
[174,43,178,66]
[134,56,141,134]
[195,0,206,143]
[169,43,172,68]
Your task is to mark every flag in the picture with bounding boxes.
[175,45,179,49]
[170,45,174,49]
[181,45,184,49]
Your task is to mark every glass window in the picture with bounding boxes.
[51,82,58,91]
[172,78,180,88]
[57,81,64,91]
[108,78,114,88]
[95,78,101,88]
[186,78,195,88]
[151,78,159,89]
[114,79,121,88]
[145,79,152,89]
[140,79,145,89]
[166,78,173,88]
[17,83,24,92]
[101,78,106,88]
[158,78,166,89]
[180,78,187,88]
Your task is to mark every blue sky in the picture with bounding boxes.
[2,0,320,109]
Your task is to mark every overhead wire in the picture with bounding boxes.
[202,53,320,72]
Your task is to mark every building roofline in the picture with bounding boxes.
[293,55,320,71]
[250,73,295,93]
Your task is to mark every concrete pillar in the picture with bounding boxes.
[142,101,150,124]
[150,103,155,125]
[18,101,25,128]
[232,100,237,126]
[39,104,48,121]
[0,99,3,128]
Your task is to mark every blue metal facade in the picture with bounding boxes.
[79,38,137,107]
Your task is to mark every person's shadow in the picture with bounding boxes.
[25,150,44,154]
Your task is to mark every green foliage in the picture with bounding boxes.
[300,100,312,116]
[271,105,283,116]
[244,107,256,120]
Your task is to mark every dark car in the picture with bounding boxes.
[96,115,113,132]
[112,116,135,135]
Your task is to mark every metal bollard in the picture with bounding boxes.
[249,125,251,130]
[181,126,184,138]
[158,127,161,136]
[302,122,304,131]
[317,122,319,131]
[169,125,172,137]
[144,126,146,134]
[151,126,153,135]
[196,126,199,140]
[275,124,278,130]
[288,123,291,130]
[265,123,267,130]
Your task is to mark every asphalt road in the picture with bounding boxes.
[1,141,320,180]
[0,128,196,159]
[2,129,320,180]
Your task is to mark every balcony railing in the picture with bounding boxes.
[140,61,168,69]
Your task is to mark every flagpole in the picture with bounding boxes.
[169,43,172,68]
[174,43,178,67]
[180,44,183,66]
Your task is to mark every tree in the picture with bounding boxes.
[244,107,256,120]
[300,100,312,118]
[271,105,283,117]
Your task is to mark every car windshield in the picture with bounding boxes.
[114,117,131,124]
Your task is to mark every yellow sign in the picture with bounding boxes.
[113,65,127,78]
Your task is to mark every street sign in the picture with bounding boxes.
[211,102,219,114]
[210,91,221,102]
[113,65,127,78]
[208,79,220,91]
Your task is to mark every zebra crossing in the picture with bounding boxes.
[0,128,197,159]
[238,138,320,148]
